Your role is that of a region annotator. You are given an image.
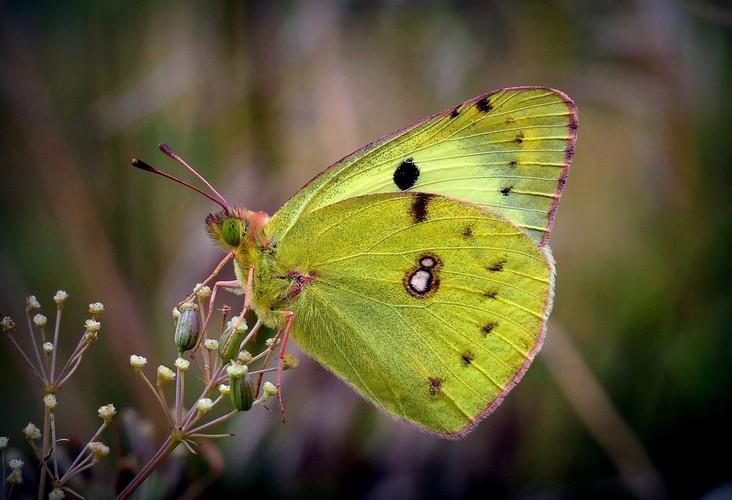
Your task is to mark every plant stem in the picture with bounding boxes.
[116,435,179,500]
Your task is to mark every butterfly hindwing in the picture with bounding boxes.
[269,87,577,245]
[265,192,554,437]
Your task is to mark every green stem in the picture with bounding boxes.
[116,435,179,500]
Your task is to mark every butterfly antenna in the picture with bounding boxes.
[131,158,232,214]
[158,143,232,213]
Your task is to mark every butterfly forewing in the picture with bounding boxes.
[268,193,554,437]
[269,87,577,245]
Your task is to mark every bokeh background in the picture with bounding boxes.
[1,1,731,498]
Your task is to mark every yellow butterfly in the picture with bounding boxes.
[136,87,577,438]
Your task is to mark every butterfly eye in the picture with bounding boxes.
[221,218,244,247]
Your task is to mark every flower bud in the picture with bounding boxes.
[218,318,247,363]
[227,362,254,411]
[174,302,201,353]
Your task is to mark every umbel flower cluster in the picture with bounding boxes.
[1,286,296,499]
[1,293,112,499]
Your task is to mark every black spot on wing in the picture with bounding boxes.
[462,225,474,239]
[393,158,420,191]
[476,97,493,113]
[508,160,518,167]
[482,322,498,336]
[500,186,512,196]
[450,106,460,118]
[460,351,475,366]
[410,192,435,224]
[487,257,507,272]
[513,131,525,144]
[484,290,498,299]
[428,376,443,396]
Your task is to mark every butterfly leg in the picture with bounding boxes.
[178,250,236,308]
[192,260,252,354]
[276,311,295,423]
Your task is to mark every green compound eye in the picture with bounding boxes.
[221,218,243,247]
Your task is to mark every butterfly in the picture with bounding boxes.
[135,87,577,439]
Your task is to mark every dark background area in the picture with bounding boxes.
[1,1,731,498]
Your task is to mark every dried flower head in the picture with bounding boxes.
[174,357,190,371]
[130,354,148,370]
[54,290,69,304]
[98,404,116,424]
[195,284,212,299]
[283,353,299,370]
[26,295,41,311]
[1,316,15,332]
[196,398,214,414]
[260,381,278,403]
[33,314,47,328]
[49,488,66,500]
[157,365,176,384]
[44,394,57,410]
[8,458,24,470]
[85,318,101,333]
[226,361,248,378]
[88,441,110,458]
[88,302,105,316]
[23,422,41,441]
[6,462,23,484]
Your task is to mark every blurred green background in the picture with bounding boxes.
[1,1,731,498]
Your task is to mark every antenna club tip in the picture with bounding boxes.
[131,158,154,172]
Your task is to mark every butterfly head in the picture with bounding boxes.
[205,207,270,252]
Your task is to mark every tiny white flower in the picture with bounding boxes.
[238,350,252,364]
[43,342,54,354]
[265,337,280,348]
[262,381,278,400]
[23,422,41,441]
[226,361,248,378]
[8,458,23,470]
[196,284,211,299]
[130,354,148,370]
[87,441,110,457]
[88,302,104,315]
[1,316,15,332]
[174,358,190,371]
[49,488,66,500]
[98,404,116,423]
[204,338,219,351]
[218,384,230,395]
[196,398,214,413]
[7,461,24,487]
[157,365,176,383]
[26,295,41,311]
[85,318,101,333]
[0,436,8,450]
[33,314,47,328]
[283,353,299,370]
[53,290,69,304]
[44,394,57,410]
